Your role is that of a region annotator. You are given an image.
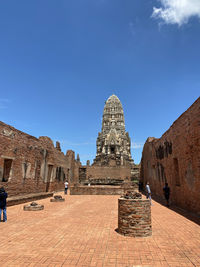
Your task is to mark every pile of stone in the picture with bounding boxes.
[50,195,65,202]
[122,191,142,199]
[24,202,44,211]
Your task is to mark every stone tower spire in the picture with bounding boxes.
[102,94,125,135]
[93,95,134,166]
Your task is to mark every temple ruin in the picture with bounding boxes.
[1,94,199,214]
[70,94,138,194]
[93,94,134,167]
[0,121,79,199]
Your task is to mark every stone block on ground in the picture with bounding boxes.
[23,202,44,211]
[50,195,65,202]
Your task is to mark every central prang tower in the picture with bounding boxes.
[93,95,134,166]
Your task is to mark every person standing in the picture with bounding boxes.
[64,181,69,195]
[163,183,170,207]
[146,182,152,205]
[139,181,143,192]
[0,187,8,222]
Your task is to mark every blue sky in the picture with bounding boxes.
[0,0,200,164]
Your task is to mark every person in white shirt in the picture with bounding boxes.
[64,181,69,195]
[146,182,152,205]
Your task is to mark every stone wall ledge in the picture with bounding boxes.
[70,186,137,195]
[7,192,53,206]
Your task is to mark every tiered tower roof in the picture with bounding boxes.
[102,94,125,135]
[93,94,134,166]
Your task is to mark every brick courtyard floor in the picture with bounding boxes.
[0,193,200,267]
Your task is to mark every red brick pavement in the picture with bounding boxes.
[0,193,200,267]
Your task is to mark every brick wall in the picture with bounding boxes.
[77,165,131,185]
[70,185,137,195]
[0,121,77,197]
[140,97,200,215]
[86,166,131,179]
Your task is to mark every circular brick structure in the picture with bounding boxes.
[23,202,44,211]
[118,197,152,237]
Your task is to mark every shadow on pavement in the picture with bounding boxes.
[151,194,200,226]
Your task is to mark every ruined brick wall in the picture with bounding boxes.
[86,166,131,180]
[70,185,137,195]
[0,121,77,196]
[140,97,200,215]
[76,165,131,185]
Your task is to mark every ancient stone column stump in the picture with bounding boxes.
[118,191,152,237]
[23,202,44,211]
[50,195,65,202]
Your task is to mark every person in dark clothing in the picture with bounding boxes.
[0,187,8,222]
[163,183,170,207]
[138,181,144,192]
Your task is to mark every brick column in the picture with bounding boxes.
[118,198,152,237]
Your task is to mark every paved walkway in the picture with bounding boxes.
[0,193,200,267]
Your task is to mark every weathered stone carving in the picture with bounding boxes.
[77,154,80,162]
[56,141,61,151]
[93,95,134,167]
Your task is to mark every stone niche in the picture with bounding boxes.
[118,192,152,237]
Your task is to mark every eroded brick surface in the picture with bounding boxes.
[0,193,200,267]
[140,97,200,215]
[0,121,79,196]
[118,198,152,237]
[70,185,138,195]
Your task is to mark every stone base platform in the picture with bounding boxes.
[24,202,44,211]
[50,195,65,202]
[7,192,53,207]
[70,185,137,195]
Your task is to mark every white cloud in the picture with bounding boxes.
[131,142,144,149]
[152,0,200,26]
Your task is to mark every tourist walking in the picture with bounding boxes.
[0,187,8,222]
[64,181,69,195]
[163,183,170,207]
[146,182,152,205]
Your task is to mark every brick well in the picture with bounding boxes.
[118,198,152,237]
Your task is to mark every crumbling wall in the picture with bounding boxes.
[70,185,138,195]
[86,166,131,180]
[77,165,131,185]
[140,97,200,215]
[0,121,77,196]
